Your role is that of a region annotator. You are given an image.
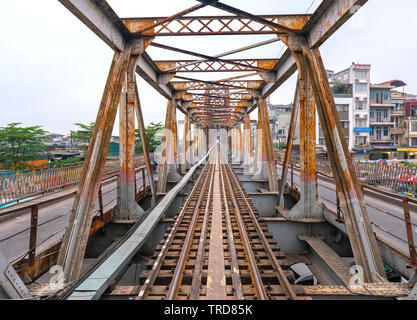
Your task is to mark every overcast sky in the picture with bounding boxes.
[0,0,416,135]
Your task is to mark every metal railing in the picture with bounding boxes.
[284,154,417,198]
[0,157,143,206]
[0,166,151,274]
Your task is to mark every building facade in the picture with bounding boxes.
[318,63,372,159]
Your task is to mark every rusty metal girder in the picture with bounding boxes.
[154,59,278,73]
[122,15,311,37]
[282,32,384,283]
[58,47,133,282]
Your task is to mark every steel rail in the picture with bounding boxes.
[189,158,215,299]
[136,163,211,299]
[221,162,267,300]
[166,156,216,300]
[218,152,244,300]
[224,163,298,300]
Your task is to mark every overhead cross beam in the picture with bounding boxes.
[122,15,311,36]
[195,0,296,33]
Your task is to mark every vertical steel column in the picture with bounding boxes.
[243,113,252,168]
[181,112,191,174]
[285,61,322,219]
[28,205,39,268]
[238,123,243,163]
[118,56,145,220]
[282,33,385,282]
[134,80,157,207]
[193,123,198,161]
[231,125,239,164]
[278,84,300,207]
[58,48,132,282]
[252,108,268,180]
[157,99,180,192]
[258,97,278,191]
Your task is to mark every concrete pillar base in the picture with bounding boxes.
[118,178,146,221]
[251,161,269,180]
[167,164,182,182]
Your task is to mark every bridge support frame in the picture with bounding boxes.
[282,33,386,283]
[58,47,133,282]
[118,55,146,220]
[252,109,268,181]
[157,99,181,192]
[281,60,322,219]
[278,83,299,207]
[258,97,278,192]
[134,81,157,207]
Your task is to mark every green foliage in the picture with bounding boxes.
[135,122,164,154]
[399,160,417,169]
[278,142,286,151]
[46,157,83,168]
[70,122,94,148]
[0,122,49,170]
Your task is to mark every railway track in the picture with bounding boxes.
[136,146,309,300]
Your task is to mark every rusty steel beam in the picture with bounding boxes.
[285,59,322,219]
[171,80,262,91]
[161,39,279,73]
[258,97,278,191]
[58,47,132,282]
[155,59,278,73]
[122,15,311,36]
[134,81,157,207]
[196,1,296,33]
[284,33,385,283]
[150,42,270,72]
[303,0,368,49]
[58,0,128,52]
[135,53,174,100]
[278,83,300,207]
[260,0,368,98]
[135,3,207,34]
[118,55,146,220]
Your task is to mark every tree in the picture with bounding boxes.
[135,122,164,154]
[0,122,49,170]
[70,122,94,150]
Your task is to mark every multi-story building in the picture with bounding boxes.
[405,98,417,147]
[369,83,396,150]
[268,103,293,146]
[318,63,372,159]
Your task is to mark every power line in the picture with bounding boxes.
[305,0,316,14]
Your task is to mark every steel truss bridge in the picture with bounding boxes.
[1,0,417,301]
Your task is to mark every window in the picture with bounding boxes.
[412,138,417,146]
[343,73,349,81]
[355,71,367,78]
[356,83,367,93]
[356,101,366,110]
[412,123,417,132]
[341,121,349,129]
[370,110,374,118]
[319,138,325,145]
[336,104,349,112]
[383,110,388,119]
[355,119,367,127]
[370,91,375,100]
[356,136,367,145]
[383,127,389,136]
[383,91,389,101]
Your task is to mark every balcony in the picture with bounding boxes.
[370,118,394,125]
[390,127,406,135]
[353,144,371,150]
[391,109,405,117]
